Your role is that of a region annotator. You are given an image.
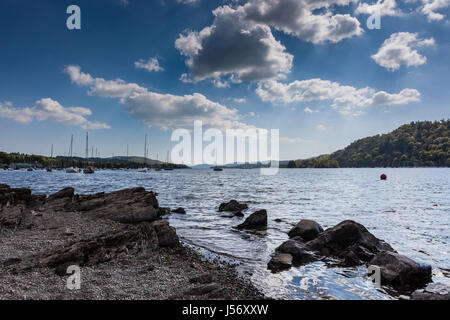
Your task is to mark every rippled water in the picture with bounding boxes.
[1,168,449,300]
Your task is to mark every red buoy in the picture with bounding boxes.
[380,174,387,180]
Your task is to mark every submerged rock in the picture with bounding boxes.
[369,251,432,290]
[172,207,186,214]
[288,219,323,241]
[236,209,267,230]
[219,200,248,212]
[411,283,450,300]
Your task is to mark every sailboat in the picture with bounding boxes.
[83,132,95,174]
[163,150,173,170]
[139,134,148,172]
[46,144,53,172]
[66,134,80,173]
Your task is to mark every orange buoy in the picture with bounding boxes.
[380,174,387,180]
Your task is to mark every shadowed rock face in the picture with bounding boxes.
[236,210,267,230]
[411,283,450,300]
[370,251,432,289]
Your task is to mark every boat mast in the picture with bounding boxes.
[144,134,147,167]
[85,132,89,160]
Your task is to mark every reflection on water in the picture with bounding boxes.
[1,168,449,300]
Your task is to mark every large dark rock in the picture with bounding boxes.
[288,219,323,241]
[236,209,267,230]
[0,185,32,206]
[150,219,180,247]
[411,283,450,300]
[275,239,317,265]
[172,207,186,214]
[306,220,394,265]
[369,251,432,290]
[219,200,248,212]
[268,253,293,272]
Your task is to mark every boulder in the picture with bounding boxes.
[0,185,32,206]
[150,219,180,247]
[219,200,248,212]
[369,251,432,289]
[268,253,293,272]
[275,239,317,265]
[306,220,394,265]
[236,209,267,230]
[411,283,450,300]
[172,207,186,214]
[288,219,323,241]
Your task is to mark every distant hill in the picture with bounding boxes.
[287,120,449,168]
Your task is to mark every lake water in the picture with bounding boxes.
[1,168,449,300]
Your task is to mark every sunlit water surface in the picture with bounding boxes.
[1,168,449,300]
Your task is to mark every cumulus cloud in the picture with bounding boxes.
[64,65,147,98]
[419,0,450,21]
[280,137,309,143]
[134,57,164,72]
[256,78,421,114]
[175,5,293,84]
[371,32,435,71]
[65,66,255,131]
[241,0,363,43]
[0,98,110,129]
[355,0,404,17]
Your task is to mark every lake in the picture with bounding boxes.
[1,168,449,300]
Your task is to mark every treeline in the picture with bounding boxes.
[0,152,188,169]
[285,120,449,168]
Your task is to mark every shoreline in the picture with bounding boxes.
[0,184,265,300]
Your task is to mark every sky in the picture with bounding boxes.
[0,0,449,163]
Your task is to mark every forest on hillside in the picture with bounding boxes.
[287,120,449,168]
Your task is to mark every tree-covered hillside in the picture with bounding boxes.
[290,120,449,168]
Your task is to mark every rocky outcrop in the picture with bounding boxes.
[288,219,323,241]
[6,223,161,273]
[150,219,179,247]
[306,220,394,265]
[219,200,248,212]
[369,251,432,289]
[269,219,433,292]
[0,184,32,206]
[411,283,450,300]
[236,210,267,230]
[47,187,74,201]
[172,207,186,214]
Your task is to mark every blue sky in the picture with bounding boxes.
[0,0,449,162]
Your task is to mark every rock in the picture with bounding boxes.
[48,187,74,201]
[268,253,293,271]
[172,207,186,214]
[236,210,267,230]
[7,223,159,272]
[150,219,180,247]
[0,205,25,227]
[275,239,317,265]
[369,251,432,289]
[189,273,214,284]
[306,220,394,265]
[159,207,171,216]
[288,219,323,241]
[219,200,248,212]
[411,283,450,300]
[0,185,32,206]
[234,211,244,217]
[274,219,282,223]
[184,283,221,296]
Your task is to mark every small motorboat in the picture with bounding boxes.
[27,167,33,172]
[66,167,80,173]
[83,166,95,174]
[138,168,148,173]
[213,167,223,172]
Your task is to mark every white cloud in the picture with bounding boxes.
[280,137,309,143]
[64,65,147,98]
[241,0,363,43]
[316,124,327,131]
[304,107,314,113]
[256,78,421,114]
[234,98,247,103]
[65,66,255,131]
[371,32,435,71]
[420,0,450,21]
[355,0,404,17]
[0,98,110,129]
[175,5,293,84]
[134,57,164,72]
